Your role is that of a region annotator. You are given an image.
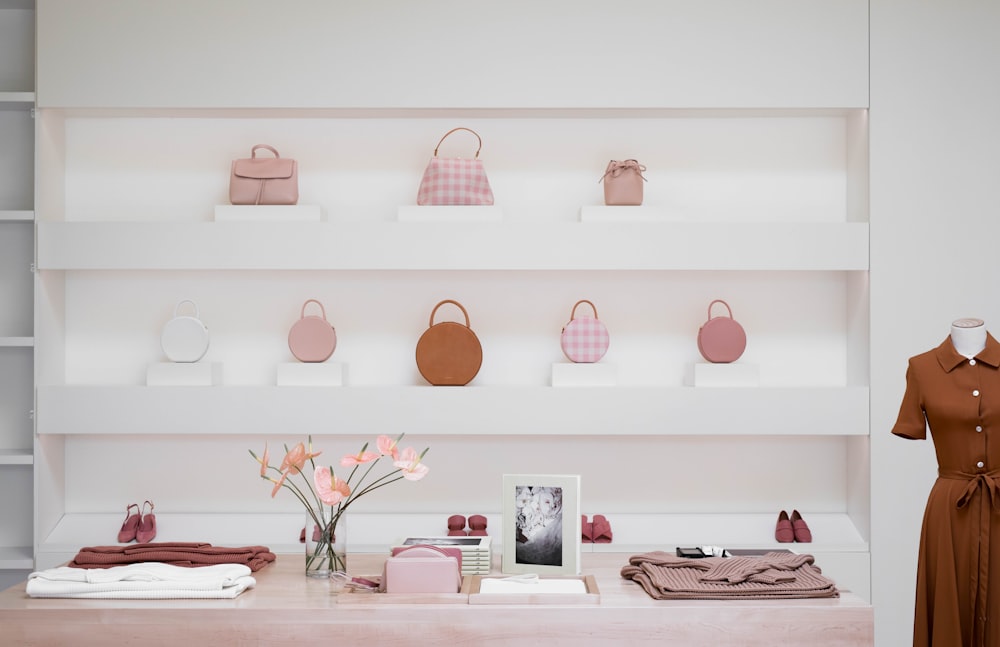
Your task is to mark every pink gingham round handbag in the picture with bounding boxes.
[416,127,495,206]
[561,300,610,363]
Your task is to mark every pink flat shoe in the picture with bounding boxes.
[467,514,488,537]
[136,500,157,543]
[775,510,794,543]
[117,503,141,543]
[592,514,612,543]
[791,510,812,543]
[447,514,467,536]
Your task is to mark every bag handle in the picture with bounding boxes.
[394,544,452,559]
[300,299,328,321]
[433,127,483,160]
[570,299,599,320]
[173,299,200,319]
[707,299,734,320]
[429,300,472,328]
[250,144,281,159]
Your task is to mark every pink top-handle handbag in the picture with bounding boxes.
[229,144,299,205]
[561,300,610,363]
[697,299,747,363]
[417,127,495,206]
[288,299,337,362]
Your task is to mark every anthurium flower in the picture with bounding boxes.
[280,442,321,475]
[314,466,352,505]
[394,446,430,481]
[377,434,400,460]
[269,472,288,498]
[341,446,380,467]
[257,444,270,477]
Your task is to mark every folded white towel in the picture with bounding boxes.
[27,562,256,599]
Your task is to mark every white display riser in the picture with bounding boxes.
[36,385,870,437]
[37,221,869,271]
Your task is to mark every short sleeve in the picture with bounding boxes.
[892,360,927,440]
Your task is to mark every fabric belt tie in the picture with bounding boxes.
[940,468,1000,647]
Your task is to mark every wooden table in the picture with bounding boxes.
[0,553,873,646]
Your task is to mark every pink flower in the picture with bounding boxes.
[255,444,270,477]
[394,446,429,481]
[314,466,352,505]
[280,442,321,475]
[269,472,288,498]
[377,434,400,460]
[341,448,380,467]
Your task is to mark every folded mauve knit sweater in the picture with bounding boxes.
[66,542,276,572]
[621,551,838,600]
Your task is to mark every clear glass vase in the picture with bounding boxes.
[304,511,347,579]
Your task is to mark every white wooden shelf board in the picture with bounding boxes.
[37,511,867,566]
[0,210,33,221]
[0,449,32,465]
[36,385,870,437]
[0,337,33,348]
[0,91,34,109]
[0,545,33,570]
[37,222,870,271]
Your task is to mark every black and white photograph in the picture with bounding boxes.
[502,474,580,575]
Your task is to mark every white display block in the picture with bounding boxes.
[397,206,503,222]
[692,362,760,387]
[146,362,222,386]
[214,205,323,222]
[276,362,346,386]
[579,206,670,222]
[551,363,618,387]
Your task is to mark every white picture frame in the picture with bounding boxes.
[502,474,581,575]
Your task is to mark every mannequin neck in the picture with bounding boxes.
[951,318,987,358]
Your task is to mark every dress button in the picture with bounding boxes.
[977,426,984,432]
[974,390,980,397]
[970,359,977,366]
[978,461,985,468]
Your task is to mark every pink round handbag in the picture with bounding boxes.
[561,300,610,363]
[288,299,337,363]
[697,299,747,363]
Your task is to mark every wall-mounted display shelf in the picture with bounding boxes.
[36,385,869,437]
[37,221,869,272]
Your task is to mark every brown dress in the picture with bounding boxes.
[893,334,1000,647]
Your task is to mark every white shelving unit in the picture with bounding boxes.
[30,0,871,601]
[0,0,35,584]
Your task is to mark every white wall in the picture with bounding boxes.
[870,1,1000,645]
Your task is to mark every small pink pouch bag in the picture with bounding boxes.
[697,299,747,363]
[287,299,337,363]
[561,300,610,363]
[381,545,463,594]
[230,144,299,205]
[601,159,647,206]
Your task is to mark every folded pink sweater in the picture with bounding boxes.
[67,542,276,572]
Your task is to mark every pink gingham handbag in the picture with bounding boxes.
[561,300,610,363]
[416,127,495,206]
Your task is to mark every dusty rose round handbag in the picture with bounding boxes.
[697,299,747,363]
[288,299,337,363]
[561,300,610,363]
[415,300,483,386]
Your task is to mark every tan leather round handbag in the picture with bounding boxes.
[415,300,483,386]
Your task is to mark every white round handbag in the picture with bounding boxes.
[160,299,210,363]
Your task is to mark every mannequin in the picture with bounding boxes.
[893,318,1000,646]
[951,317,987,358]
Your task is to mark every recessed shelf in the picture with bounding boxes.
[0,450,32,465]
[0,545,33,570]
[0,337,33,348]
[0,210,33,221]
[36,385,869,437]
[37,221,869,271]
[0,91,33,110]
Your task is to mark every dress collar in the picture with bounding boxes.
[935,332,1000,372]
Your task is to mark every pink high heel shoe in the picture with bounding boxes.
[117,503,141,543]
[136,500,157,543]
